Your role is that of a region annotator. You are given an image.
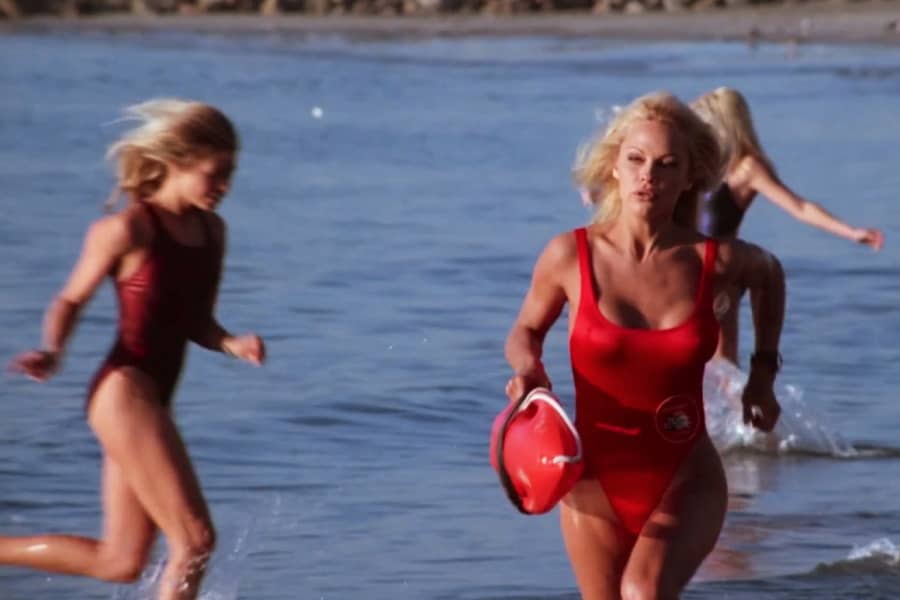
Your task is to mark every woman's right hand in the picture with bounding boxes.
[741,371,781,432]
[505,362,552,403]
[9,350,60,382]
[223,334,266,366]
[854,227,884,251]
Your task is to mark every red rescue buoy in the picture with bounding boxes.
[490,387,583,515]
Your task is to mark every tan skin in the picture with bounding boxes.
[713,154,882,364]
[6,153,265,600]
[505,120,785,600]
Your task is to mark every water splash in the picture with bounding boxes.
[704,358,857,457]
[110,559,164,600]
[110,495,281,600]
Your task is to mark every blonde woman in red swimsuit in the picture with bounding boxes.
[7,100,265,600]
[504,91,786,600]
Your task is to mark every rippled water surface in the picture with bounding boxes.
[1,30,899,599]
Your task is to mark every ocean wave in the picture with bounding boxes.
[812,538,900,576]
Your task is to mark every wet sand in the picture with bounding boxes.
[3,1,900,44]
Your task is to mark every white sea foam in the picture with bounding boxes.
[703,358,857,457]
[848,538,900,565]
[812,538,900,576]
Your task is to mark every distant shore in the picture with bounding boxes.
[3,1,900,45]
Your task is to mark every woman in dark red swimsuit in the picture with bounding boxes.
[504,92,785,599]
[7,100,265,600]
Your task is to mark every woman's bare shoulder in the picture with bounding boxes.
[713,236,778,275]
[544,229,578,259]
[532,229,580,283]
[79,204,149,251]
[738,154,778,183]
[114,203,155,245]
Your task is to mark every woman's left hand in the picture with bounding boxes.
[741,373,780,432]
[223,334,266,366]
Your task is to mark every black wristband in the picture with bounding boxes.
[750,351,782,373]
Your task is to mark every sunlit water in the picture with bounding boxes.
[1,29,899,599]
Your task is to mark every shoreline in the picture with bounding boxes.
[3,2,900,44]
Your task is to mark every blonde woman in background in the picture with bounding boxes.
[692,87,883,364]
[6,100,265,600]
[504,91,785,600]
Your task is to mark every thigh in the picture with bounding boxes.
[622,436,727,596]
[559,478,635,600]
[88,368,212,542]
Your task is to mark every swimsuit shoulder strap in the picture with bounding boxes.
[573,227,597,311]
[139,201,168,243]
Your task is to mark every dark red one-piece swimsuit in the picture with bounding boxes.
[86,202,221,411]
[569,227,720,536]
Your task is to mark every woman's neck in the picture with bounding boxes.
[605,215,674,262]
[145,188,189,215]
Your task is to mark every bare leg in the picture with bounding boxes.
[620,436,727,599]
[0,443,156,582]
[88,368,216,600]
[559,478,635,600]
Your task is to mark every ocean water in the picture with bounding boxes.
[1,28,899,600]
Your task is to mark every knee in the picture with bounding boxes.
[170,520,216,567]
[196,522,216,557]
[95,550,149,583]
[620,575,679,600]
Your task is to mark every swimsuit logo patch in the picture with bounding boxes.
[655,395,700,444]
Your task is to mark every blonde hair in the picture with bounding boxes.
[691,87,774,176]
[574,91,722,229]
[105,99,238,209]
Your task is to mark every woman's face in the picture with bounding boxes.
[168,151,235,212]
[613,119,691,222]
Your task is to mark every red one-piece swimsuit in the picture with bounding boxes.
[86,202,221,411]
[569,227,719,535]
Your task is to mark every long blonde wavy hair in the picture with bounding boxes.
[691,87,775,176]
[105,99,238,210]
[574,91,722,229]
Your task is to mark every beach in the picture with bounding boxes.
[3,1,900,44]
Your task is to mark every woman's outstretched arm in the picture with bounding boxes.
[747,156,884,250]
